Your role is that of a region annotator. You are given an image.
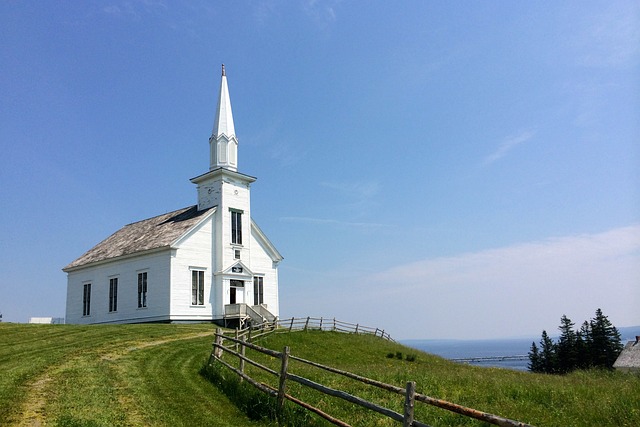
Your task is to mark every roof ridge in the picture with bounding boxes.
[122,205,197,227]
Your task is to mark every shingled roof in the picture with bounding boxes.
[63,205,213,271]
[613,338,640,373]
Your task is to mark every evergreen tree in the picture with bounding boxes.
[589,308,623,369]
[539,330,557,374]
[576,320,592,369]
[528,341,542,372]
[556,315,578,373]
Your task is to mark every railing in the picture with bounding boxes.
[224,303,277,328]
[254,304,277,322]
[209,324,534,427]
[275,317,395,342]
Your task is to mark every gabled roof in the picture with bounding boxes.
[63,205,213,272]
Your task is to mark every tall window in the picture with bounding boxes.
[82,283,91,316]
[109,278,118,312]
[137,272,147,308]
[231,210,242,244]
[192,270,205,306]
[253,276,264,305]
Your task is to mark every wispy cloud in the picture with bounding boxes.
[320,180,379,201]
[302,0,338,28]
[483,130,535,165]
[283,225,640,339]
[280,216,394,230]
[361,225,640,339]
[572,2,640,68]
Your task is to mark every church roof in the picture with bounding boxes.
[63,205,212,271]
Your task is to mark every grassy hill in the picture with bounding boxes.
[1,323,638,426]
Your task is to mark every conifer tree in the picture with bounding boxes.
[576,320,592,369]
[589,308,623,369]
[528,308,623,373]
[528,341,542,373]
[556,315,578,373]
[539,330,557,374]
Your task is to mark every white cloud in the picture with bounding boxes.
[573,2,640,68]
[280,216,393,230]
[320,180,379,201]
[283,225,640,340]
[483,130,535,165]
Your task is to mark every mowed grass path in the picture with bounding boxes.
[0,323,273,426]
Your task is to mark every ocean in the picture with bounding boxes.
[402,338,535,371]
[402,327,640,371]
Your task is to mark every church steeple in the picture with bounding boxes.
[210,64,238,171]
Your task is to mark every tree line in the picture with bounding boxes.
[528,308,623,374]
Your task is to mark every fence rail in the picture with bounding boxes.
[274,316,395,341]
[209,322,534,427]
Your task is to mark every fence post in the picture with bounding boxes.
[214,327,223,359]
[355,324,359,334]
[375,328,379,337]
[289,317,294,331]
[403,381,416,427]
[333,317,336,331]
[235,328,239,353]
[304,316,310,330]
[277,346,290,422]
[239,335,246,383]
[320,317,323,330]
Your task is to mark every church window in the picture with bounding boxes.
[137,272,148,308]
[82,283,91,316]
[234,249,241,259]
[109,278,118,312]
[253,276,264,305]
[231,210,242,244]
[192,270,205,306]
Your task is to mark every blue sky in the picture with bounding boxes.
[1,1,638,339]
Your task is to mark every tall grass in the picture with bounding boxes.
[209,329,640,427]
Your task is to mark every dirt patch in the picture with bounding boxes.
[14,372,52,427]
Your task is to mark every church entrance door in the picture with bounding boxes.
[230,280,244,304]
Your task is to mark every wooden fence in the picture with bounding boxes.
[275,317,395,341]
[208,320,534,427]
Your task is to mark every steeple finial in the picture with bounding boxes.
[221,63,225,77]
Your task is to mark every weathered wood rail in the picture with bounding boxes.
[209,323,534,427]
[275,316,395,342]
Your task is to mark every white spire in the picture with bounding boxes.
[210,64,238,171]
[212,64,236,139]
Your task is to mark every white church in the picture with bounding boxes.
[63,66,283,326]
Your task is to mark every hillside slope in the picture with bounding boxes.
[0,323,272,426]
[1,324,638,426]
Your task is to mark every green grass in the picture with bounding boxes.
[0,323,273,426]
[213,330,640,427]
[2,324,638,426]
